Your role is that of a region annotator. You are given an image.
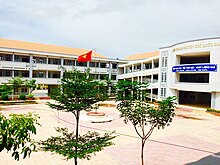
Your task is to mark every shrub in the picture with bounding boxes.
[1,94,9,101]
[207,108,220,113]
[28,93,34,99]
[19,94,26,100]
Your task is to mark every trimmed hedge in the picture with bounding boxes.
[207,108,220,113]
[19,94,26,100]
[1,94,9,101]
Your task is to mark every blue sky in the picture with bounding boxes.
[1,0,220,58]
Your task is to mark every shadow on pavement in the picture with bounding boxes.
[186,152,220,165]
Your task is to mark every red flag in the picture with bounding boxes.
[78,50,92,62]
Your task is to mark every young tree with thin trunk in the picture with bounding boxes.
[116,80,176,165]
[0,113,40,160]
[39,69,116,165]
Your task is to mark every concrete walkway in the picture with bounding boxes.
[0,101,220,165]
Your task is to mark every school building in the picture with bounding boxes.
[1,38,220,109]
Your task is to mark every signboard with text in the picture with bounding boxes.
[172,64,217,72]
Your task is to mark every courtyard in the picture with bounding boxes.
[0,100,220,165]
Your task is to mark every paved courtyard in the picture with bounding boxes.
[0,100,220,165]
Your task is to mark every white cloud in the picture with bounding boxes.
[1,0,220,58]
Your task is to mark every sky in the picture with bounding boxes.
[1,0,220,59]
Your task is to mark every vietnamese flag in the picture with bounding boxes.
[78,50,93,62]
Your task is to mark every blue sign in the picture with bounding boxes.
[172,64,217,72]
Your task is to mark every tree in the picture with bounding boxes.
[0,84,11,98]
[0,113,40,160]
[8,77,24,99]
[25,79,37,93]
[40,69,115,165]
[116,80,176,165]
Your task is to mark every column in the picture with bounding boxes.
[12,53,15,77]
[12,53,15,62]
[29,54,33,79]
[108,62,112,79]
[61,58,64,78]
[141,62,144,71]
[46,70,49,78]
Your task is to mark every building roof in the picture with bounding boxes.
[125,50,159,60]
[0,38,106,58]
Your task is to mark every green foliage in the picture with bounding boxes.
[0,113,40,160]
[48,69,108,112]
[207,108,220,113]
[116,80,148,101]
[39,128,116,160]
[19,94,26,100]
[8,77,24,90]
[25,79,37,93]
[117,96,176,130]
[1,94,9,101]
[0,84,11,96]
[116,80,176,165]
[28,93,35,99]
[45,69,114,164]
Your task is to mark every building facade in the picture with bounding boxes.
[0,38,126,92]
[1,38,220,109]
[117,51,159,101]
[161,38,220,109]
[118,38,220,110]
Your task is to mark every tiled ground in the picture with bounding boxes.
[0,101,220,165]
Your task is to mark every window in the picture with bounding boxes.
[34,57,47,64]
[111,75,117,80]
[145,63,152,70]
[100,63,107,68]
[161,72,167,83]
[21,88,28,93]
[14,55,30,63]
[76,61,87,67]
[89,62,98,67]
[48,71,60,78]
[134,65,141,71]
[112,63,117,69]
[64,59,74,66]
[33,71,46,78]
[160,88,166,97]
[126,66,132,73]
[162,57,167,67]
[48,58,61,65]
[154,61,159,68]
[14,71,29,77]
[0,54,12,61]
[0,70,12,77]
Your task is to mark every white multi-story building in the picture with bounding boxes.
[119,38,220,110]
[161,37,220,110]
[0,38,126,93]
[1,37,220,109]
[118,51,160,101]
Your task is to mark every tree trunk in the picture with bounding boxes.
[141,138,145,165]
[74,110,80,165]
